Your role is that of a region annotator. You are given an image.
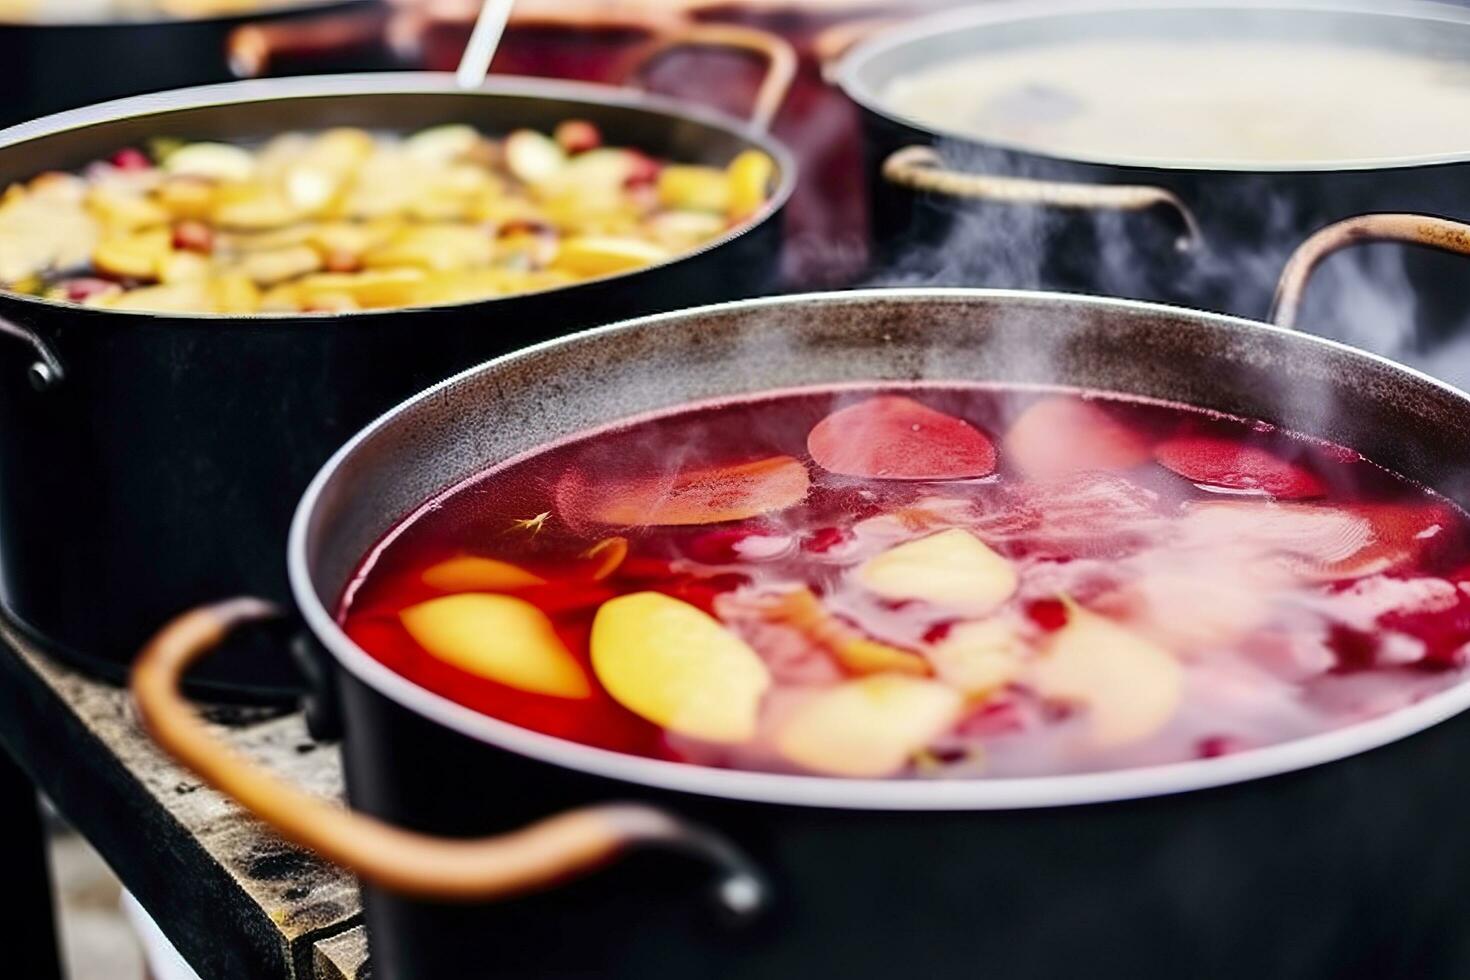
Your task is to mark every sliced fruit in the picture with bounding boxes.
[164,142,256,182]
[93,229,172,280]
[580,537,629,581]
[552,235,670,277]
[400,593,590,698]
[857,529,1017,615]
[404,124,480,163]
[563,455,810,527]
[929,618,1026,697]
[808,396,997,480]
[1005,397,1153,479]
[590,592,770,742]
[726,149,776,221]
[760,587,930,676]
[421,556,546,592]
[238,244,323,286]
[87,186,170,231]
[775,676,963,778]
[292,268,426,309]
[657,165,731,213]
[1030,605,1182,747]
[364,224,494,273]
[101,280,210,312]
[1155,434,1325,499]
[208,274,261,314]
[210,189,302,231]
[644,210,727,250]
[505,129,567,184]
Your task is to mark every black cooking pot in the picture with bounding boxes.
[135,272,1470,979]
[0,67,795,698]
[837,0,1470,340]
[0,0,384,128]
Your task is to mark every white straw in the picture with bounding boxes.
[455,0,516,90]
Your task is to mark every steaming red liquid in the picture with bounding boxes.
[340,385,1470,779]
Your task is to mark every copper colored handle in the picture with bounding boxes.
[813,16,903,84]
[131,598,766,910]
[227,7,393,78]
[1271,213,1470,330]
[882,145,1203,252]
[621,24,797,132]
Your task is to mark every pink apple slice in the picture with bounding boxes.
[1154,434,1325,499]
[807,396,997,480]
[560,455,810,527]
[1005,397,1152,479]
[420,555,546,592]
[400,594,591,698]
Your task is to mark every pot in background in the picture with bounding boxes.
[0,68,795,698]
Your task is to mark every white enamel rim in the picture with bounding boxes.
[0,72,796,321]
[289,287,1470,812]
[837,0,1470,174]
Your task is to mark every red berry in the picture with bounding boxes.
[61,278,118,303]
[171,220,214,254]
[109,147,152,171]
[623,151,660,188]
[1024,598,1069,632]
[1197,735,1244,759]
[553,120,602,154]
[803,526,848,554]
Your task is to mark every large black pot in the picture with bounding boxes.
[0,0,384,128]
[0,72,794,698]
[136,288,1470,979]
[837,0,1470,343]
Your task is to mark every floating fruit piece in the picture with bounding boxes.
[164,142,256,182]
[554,120,602,154]
[238,244,323,286]
[87,187,170,231]
[808,396,997,480]
[644,210,727,250]
[401,594,590,698]
[929,618,1026,697]
[157,250,210,284]
[1030,605,1182,747]
[109,147,152,171]
[726,149,776,221]
[580,537,629,581]
[404,124,480,163]
[292,268,426,309]
[1005,397,1153,479]
[591,592,770,742]
[760,588,930,676]
[156,177,216,219]
[208,274,261,314]
[775,676,963,778]
[857,529,1017,615]
[102,280,210,312]
[365,225,495,273]
[564,455,810,527]
[505,129,567,184]
[553,236,670,277]
[211,190,302,231]
[657,165,731,213]
[93,229,172,280]
[421,556,546,592]
[1154,434,1325,498]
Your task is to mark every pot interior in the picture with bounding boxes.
[841,0,1470,171]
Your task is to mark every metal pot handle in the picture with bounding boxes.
[882,145,1203,252]
[620,24,798,133]
[227,7,397,79]
[131,598,767,912]
[0,314,65,391]
[1271,213,1470,329]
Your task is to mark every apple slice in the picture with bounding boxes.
[775,676,963,778]
[808,396,997,481]
[760,587,930,676]
[400,594,591,698]
[591,592,771,743]
[504,129,567,184]
[929,618,1026,697]
[857,529,1017,615]
[579,537,629,581]
[1155,434,1325,499]
[562,455,810,527]
[1030,605,1182,747]
[553,236,671,277]
[420,556,546,592]
[727,149,776,221]
[657,165,732,213]
[1005,397,1152,479]
[163,142,255,183]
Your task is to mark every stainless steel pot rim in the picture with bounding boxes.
[288,286,1470,812]
[838,0,1470,175]
[0,72,797,322]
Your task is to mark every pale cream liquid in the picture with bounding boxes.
[883,38,1470,164]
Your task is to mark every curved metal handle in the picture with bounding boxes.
[813,16,902,84]
[882,145,1202,252]
[0,314,65,391]
[621,24,797,133]
[227,7,393,79]
[1271,213,1470,330]
[131,598,766,912]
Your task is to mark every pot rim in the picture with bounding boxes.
[287,287,1470,812]
[0,71,796,322]
[837,0,1470,175]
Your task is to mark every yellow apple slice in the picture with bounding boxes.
[400,593,590,699]
[775,676,963,778]
[421,556,546,592]
[929,618,1026,697]
[591,592,770,743]
[856,529,1017,615]
[164,142,256,183]
[657,165,732,213]
[760,588,929,676]
[726,149,776,221]
[553,236,671,277]
[93,228,172,280]
[1030,605,1182,747]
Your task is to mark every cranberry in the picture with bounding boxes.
[623,151,661,187]
[109,147,152,171]
[553,120,602,154]
[803,526,848,554]
[1197,735,1244,759]
[1024,598,1069,633]
[61,278,117,303]
[921,621,956,645]
[171,220,214,254]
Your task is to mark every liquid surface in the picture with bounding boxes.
[340,385,1470,780]
[882,38,1470,164]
